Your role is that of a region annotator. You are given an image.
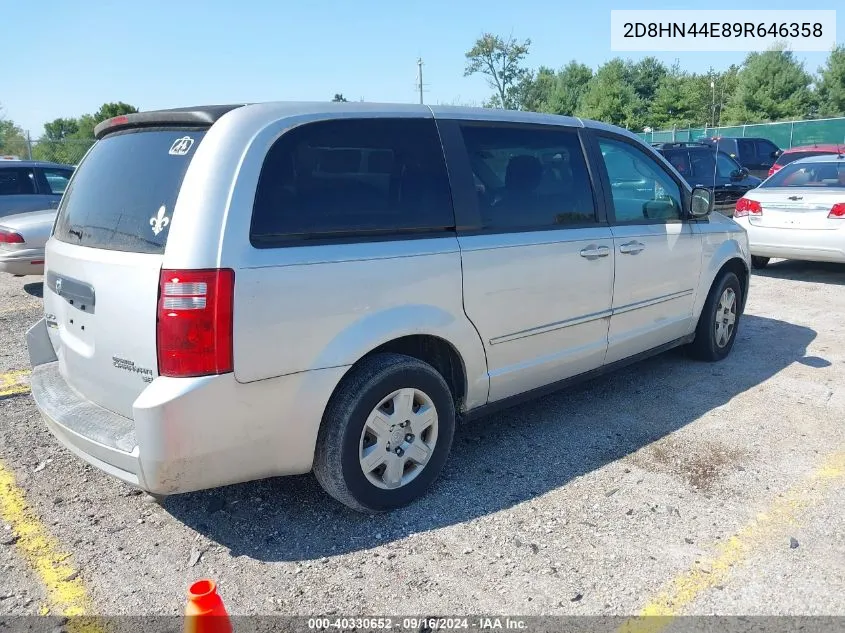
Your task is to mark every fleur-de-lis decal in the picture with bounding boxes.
[150,205,170,236]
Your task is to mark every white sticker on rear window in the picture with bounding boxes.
[169,136,194,156]
[150,205,170,235]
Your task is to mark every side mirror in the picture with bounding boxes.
[730,169,744,181]
[771,150,782,159]
[689,187,713,219]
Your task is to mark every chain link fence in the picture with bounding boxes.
[0,136,93,166]
[638,116,845,149]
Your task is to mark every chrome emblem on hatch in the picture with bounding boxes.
[54,278,62,294]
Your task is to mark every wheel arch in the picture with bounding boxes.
[695,240,750,318]
[313,304,489,412]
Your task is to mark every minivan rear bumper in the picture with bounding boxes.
[27,319,348,495]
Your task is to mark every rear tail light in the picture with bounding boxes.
[735,198,763,218]
[0,228,24,244]
[829,203,845,219]
[157,269,234,378]
[767,164,781,177]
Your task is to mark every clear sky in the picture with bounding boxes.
[3,1,843,136]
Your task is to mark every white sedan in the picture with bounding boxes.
[733,153,845,269]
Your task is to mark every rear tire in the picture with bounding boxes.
[751,256,770,269]
[689,271,742,362]
[313,353,456,513]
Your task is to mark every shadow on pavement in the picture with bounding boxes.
[166,314,819,562]
[23,282,44,298]
[753,260,845,286]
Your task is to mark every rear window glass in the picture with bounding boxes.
[774,151,836,167]
[762,161,845,188]
[53,130,205,253]
[250,118,454,244]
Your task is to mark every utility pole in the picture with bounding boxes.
[416,58,424,104]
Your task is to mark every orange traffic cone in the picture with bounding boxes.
[184,579,233,633]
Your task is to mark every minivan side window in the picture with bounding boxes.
[458,124,597,230]
[0,168,36,195]
[251,118,454,244]
[598,137,683,223]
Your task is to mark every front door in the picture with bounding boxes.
[593,135,703,365]
[445,121,615,402]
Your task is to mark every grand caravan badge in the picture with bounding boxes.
[168,136,194,156]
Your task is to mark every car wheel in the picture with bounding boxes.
[313,353,456,513]
[751,256,770,269]
[689,271,742,362]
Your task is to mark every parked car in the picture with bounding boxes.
[652,142,762,216]
[698,137,781,179]
[0,160,74,219]
[0,209,55,276]
[27,103,750,512]
[733,154,845,269]
[767,144,844,178]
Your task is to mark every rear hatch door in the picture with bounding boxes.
[44,129,206,419]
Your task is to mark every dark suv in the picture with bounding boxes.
[698,137,781,179]
[652,142,761,216]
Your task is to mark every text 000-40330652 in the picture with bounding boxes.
[610,10,836,52]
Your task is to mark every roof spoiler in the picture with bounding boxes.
[94,104,248,140]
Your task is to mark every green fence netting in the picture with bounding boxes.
[638,117,845,149]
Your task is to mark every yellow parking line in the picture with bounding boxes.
[619,451,845,633]
[0,369,31,398]
[0,460,90,617]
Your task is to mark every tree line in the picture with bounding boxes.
[0,102,138,163]
[464,34,845,131]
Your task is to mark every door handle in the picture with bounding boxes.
[619,241,645,255]
[579,245,610,260]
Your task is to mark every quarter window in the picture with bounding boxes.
[42,168,73,195]
[599,138,683,223]
[459,124,597,230]
[251,118,454,243]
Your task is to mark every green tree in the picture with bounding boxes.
[332,93,348,102]
[464,33,532,109]
[0,118,29,157]
[648,64,706,128]
[629,57,667,105]
[521,61,593,115]
[43,117,79,141]
[816,46,845,116]
[577,58,643,129]
[721,48,814,123]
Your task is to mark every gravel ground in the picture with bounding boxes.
[0,260,844,618]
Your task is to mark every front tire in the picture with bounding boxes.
[313,353,456,513]
[689,271,742,362]
[751,256,770,269]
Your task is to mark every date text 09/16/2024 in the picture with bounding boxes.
[306,617,528,630]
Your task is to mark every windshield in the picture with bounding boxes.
[53,129,206,253]
[761,160,845,189]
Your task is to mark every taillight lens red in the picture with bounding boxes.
[0,228,24,244]
[829,203,845,219]
[157,269,234,378]
[735,197,763,218]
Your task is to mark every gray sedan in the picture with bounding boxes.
[0,209,55,276]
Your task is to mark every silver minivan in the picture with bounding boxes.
[27,103,750,512]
